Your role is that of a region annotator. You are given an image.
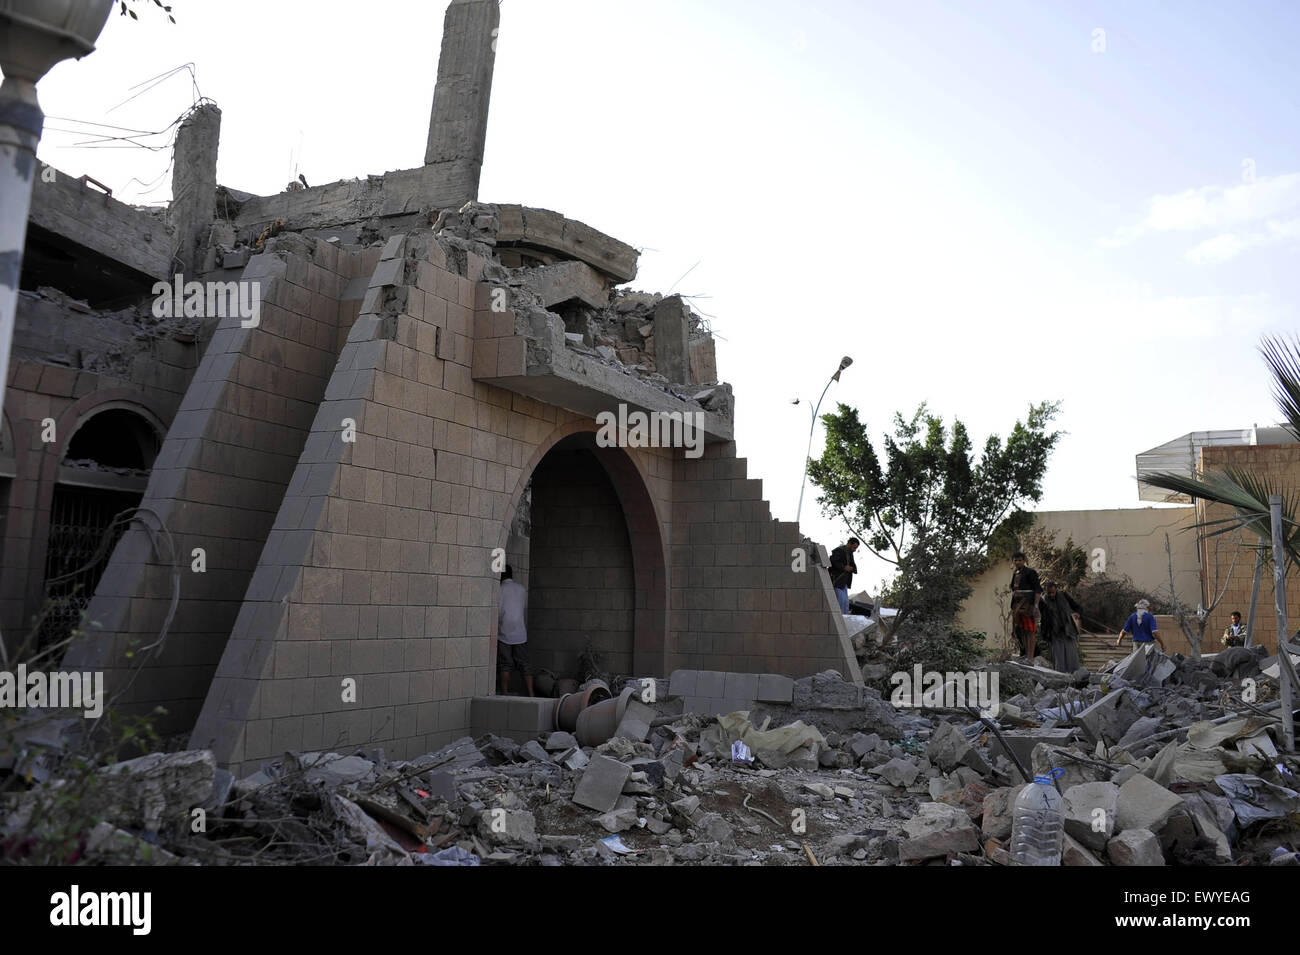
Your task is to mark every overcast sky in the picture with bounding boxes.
[31,0,1300,590]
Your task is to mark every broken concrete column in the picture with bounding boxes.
[424,0,499,202]
[653,295,692,385]
[170,103,221,275]
[689,335,717,384]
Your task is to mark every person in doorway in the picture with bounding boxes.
[1037,580,1083,673]
[829,538,859,614]
[1222,611,1246,647]
[1009,552,1042,659]
[497,565,534,696]
[1116,598,1167,653]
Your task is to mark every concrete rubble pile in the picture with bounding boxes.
[2,652,1296,865]
[432,201,731,414]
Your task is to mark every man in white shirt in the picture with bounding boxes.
[497,565,534,696]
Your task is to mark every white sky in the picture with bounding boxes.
[29,0,1300,591]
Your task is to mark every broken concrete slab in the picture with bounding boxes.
[792,670,864,710]
[545,732,578,751]
[1115,774,1184,834]
[517,260,610,309]
[518,740,552,763]
[572,755,632,813]
[988,728,1075,770]
[1076,689,1143,747]
[926,721,990,775]
[899,802,980,862]
[614,699,655,743]
[595,807,638,833]
[1062,781,1118,852]
[870,757,921,788]
[477,808,537,846]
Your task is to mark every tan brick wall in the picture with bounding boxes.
[63,238,361,734]
[185,234,857,773]
[2,321,195,650]
[1197,444,1300,654]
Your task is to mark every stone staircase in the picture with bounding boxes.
[1077,632,1129,671]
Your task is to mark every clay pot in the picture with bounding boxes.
[554,678,579,697]
[553,679,612,731]
[574,687,635,747]
[533,670,555,697]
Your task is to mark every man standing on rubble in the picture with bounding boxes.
[829,538,859,614]
[498,565,534,696]
[1009,551,1042,660]
[1222,611,1246,647]
[1037,580,1083,672]
[1116,598,1167,653]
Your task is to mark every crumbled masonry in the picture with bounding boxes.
[3,650,1295,865]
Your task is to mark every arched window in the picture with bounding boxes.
[38,406,161,652]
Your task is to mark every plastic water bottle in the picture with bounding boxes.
[1010,770,1065,865]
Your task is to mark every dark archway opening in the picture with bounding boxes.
[37,408,160,652]
[497,431,667,695]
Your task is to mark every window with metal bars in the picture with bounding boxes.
[37,485,141,654]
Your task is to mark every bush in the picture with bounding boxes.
[870,619,985,698]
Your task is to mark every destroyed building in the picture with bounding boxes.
[4,0,859,776]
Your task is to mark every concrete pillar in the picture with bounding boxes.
[424,0,499,202]
[170,104,221,275]
[653,295,692,385]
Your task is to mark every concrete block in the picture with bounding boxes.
[987,728,1076,769]
[1063,781,1119,852]
[695,671,725,697]
[1115,774,1184,834]
[1108,828,1165,866]
[756,673,794,703]
[1076,688,1142,746]
[614,699,654,742]
[669,669,697,697]
[572,755,632,813]
[723,671,759,701]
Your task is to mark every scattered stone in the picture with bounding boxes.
[518,740,552,763]
[870,757,921,788]
[899,802,980,862]
[595,807,638,833]
[981,785,1026,841]
[1115,774,1183,834]
[1062,832,1104,866]
[1062,781,1118,852]
[572,755,633,813]
[477,809,537,846]
[1108,828,1165,866]
[545,732,578,751]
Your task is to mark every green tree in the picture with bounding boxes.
[808,400,1062,631]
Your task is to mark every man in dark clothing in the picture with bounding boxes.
[1222,611,1246,647]
[1009,551,1042,659]
[1037,579,1083,672]
[829,538,859,614]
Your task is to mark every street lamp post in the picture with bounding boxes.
[0,0,114,418]
[794,356,852,524]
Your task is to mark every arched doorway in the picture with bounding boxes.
[496,429,667,692]
[37,406,161,652]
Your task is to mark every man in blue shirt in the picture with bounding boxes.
[1116,598,1166,652]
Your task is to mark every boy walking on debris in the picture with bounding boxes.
[1009,551,1042,659]
[498,565,534,696]
[829,538,859,614]
[1117,598,1167,653]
